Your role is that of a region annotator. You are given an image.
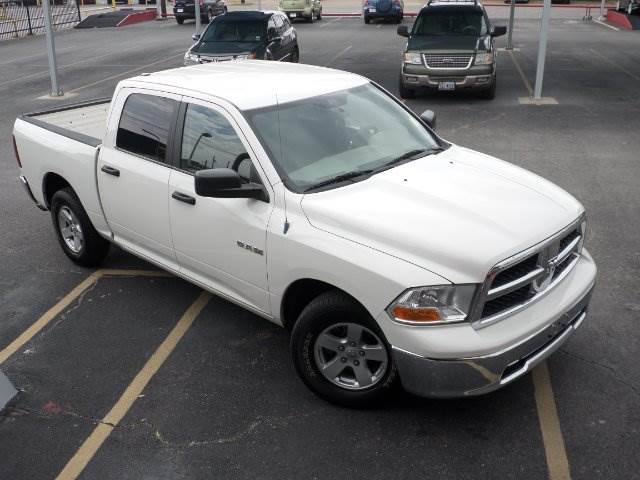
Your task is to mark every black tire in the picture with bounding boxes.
[364,15,370,24]
[398,75,415,99]
[308,12,314,23]
[290,46,300,63]
[479,76,496,99]
[50,187,110,267]
[176,16,184,24]
[291,291,398,408]
[317,8,322,20]
[396,13,402,23]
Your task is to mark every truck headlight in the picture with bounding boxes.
[387,285,476,325]
[578,215,587,254]
[474,52,494,65]
[184,51,200,66]
[404,52,423,65]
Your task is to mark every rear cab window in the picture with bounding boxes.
[116,93,179,163]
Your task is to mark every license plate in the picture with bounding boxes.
[438,81,455,91]
[290,12,297,17]
[177,8,183,12]
[367,7,376,12]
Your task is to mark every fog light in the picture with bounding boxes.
[477,76,488,83]
[406,76,418,83]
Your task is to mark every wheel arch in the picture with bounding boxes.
[42,172,73,209]
[280,278,368,331]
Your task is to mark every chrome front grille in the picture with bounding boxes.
[423,54,473,69]
[471,218,585,328]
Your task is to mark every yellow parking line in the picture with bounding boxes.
[533,362,572,480]
[0,271,103,364]
[0,269,174,365]
[507,49,533,96]
[55,291,211,480]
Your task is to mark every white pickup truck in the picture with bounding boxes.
[13,62,596,407]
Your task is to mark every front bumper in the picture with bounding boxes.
[393,283,593,398]
[401,71,494,91]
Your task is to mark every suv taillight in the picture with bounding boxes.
[12,135,22,168]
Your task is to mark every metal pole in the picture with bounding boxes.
[506,0,516,50]
[156,0,162,18]
[533,0,551,99]
[194,0,201,33]
[42,0,63,96]
[598,0,606,20]
[25,1,33,35]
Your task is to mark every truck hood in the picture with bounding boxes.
[300,145,583,284]
[407,35,482,52]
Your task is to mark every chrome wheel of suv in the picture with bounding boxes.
[314,322,389,390]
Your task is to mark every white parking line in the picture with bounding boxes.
[593,19,620,31]
[324,45,353,67]
[320,17,342,27]
[65,52,185,95]
[589,48,639,80]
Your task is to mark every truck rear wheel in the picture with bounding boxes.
[290,291,398,407]
[51,187,110,267]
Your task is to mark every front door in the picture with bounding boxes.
[168,98,273,314]
[98,90,181,269]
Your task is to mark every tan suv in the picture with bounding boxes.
[279,0,322,22]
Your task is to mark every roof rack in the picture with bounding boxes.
[426,0,478,5]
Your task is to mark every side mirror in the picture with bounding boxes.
[397,25,409,37]
[192,33,201,41]
[491,25,507,37]
[267,27,281,43]
[195,168,267,201]
[420,109,436,129]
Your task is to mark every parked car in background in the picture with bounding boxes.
[397,0,506,99]
[14,62,595,408]
[616,0,639,14]
[279,0,322,22]
[184,11,299,64]
[174,0,226,25]
[363,0,404,24]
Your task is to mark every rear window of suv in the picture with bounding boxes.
[413,7,487,36]
[201,19,266,42]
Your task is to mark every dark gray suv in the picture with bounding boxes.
[397,0,506,99]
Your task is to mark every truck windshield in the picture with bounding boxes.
[413,8,487,36]
[244,84,444,193]
[200,20,266,43]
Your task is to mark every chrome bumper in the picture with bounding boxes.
[393,284,594,398]
[401,72,494,90]
[19,175,46,210]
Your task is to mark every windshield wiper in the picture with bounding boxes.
[379,147,443,169]
[304,169,373,192]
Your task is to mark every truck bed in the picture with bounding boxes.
[20,99,110,147]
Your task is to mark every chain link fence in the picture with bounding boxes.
[0,0,81,40]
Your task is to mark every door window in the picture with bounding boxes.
[180,103,253,181]
[116,93,178,163]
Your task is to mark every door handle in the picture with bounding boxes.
[171,191,196,205]
[100,165,120,177]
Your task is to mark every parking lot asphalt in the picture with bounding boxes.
[0,10,639,480]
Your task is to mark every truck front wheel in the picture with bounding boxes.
[291,291,398,407]
[51,187,110,267]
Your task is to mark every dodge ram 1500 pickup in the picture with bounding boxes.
[13,62,596,407]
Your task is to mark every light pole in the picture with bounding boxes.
[506,0,516,50]
[195,0,201,34]
[42,0,63,96]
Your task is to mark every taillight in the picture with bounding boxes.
[12,135,22,168]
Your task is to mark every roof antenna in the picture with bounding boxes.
[275,92,290,235]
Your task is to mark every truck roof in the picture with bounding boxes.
[126,61,368,111]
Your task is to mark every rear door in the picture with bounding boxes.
[167,97,274,314]
[98,89,181,270]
